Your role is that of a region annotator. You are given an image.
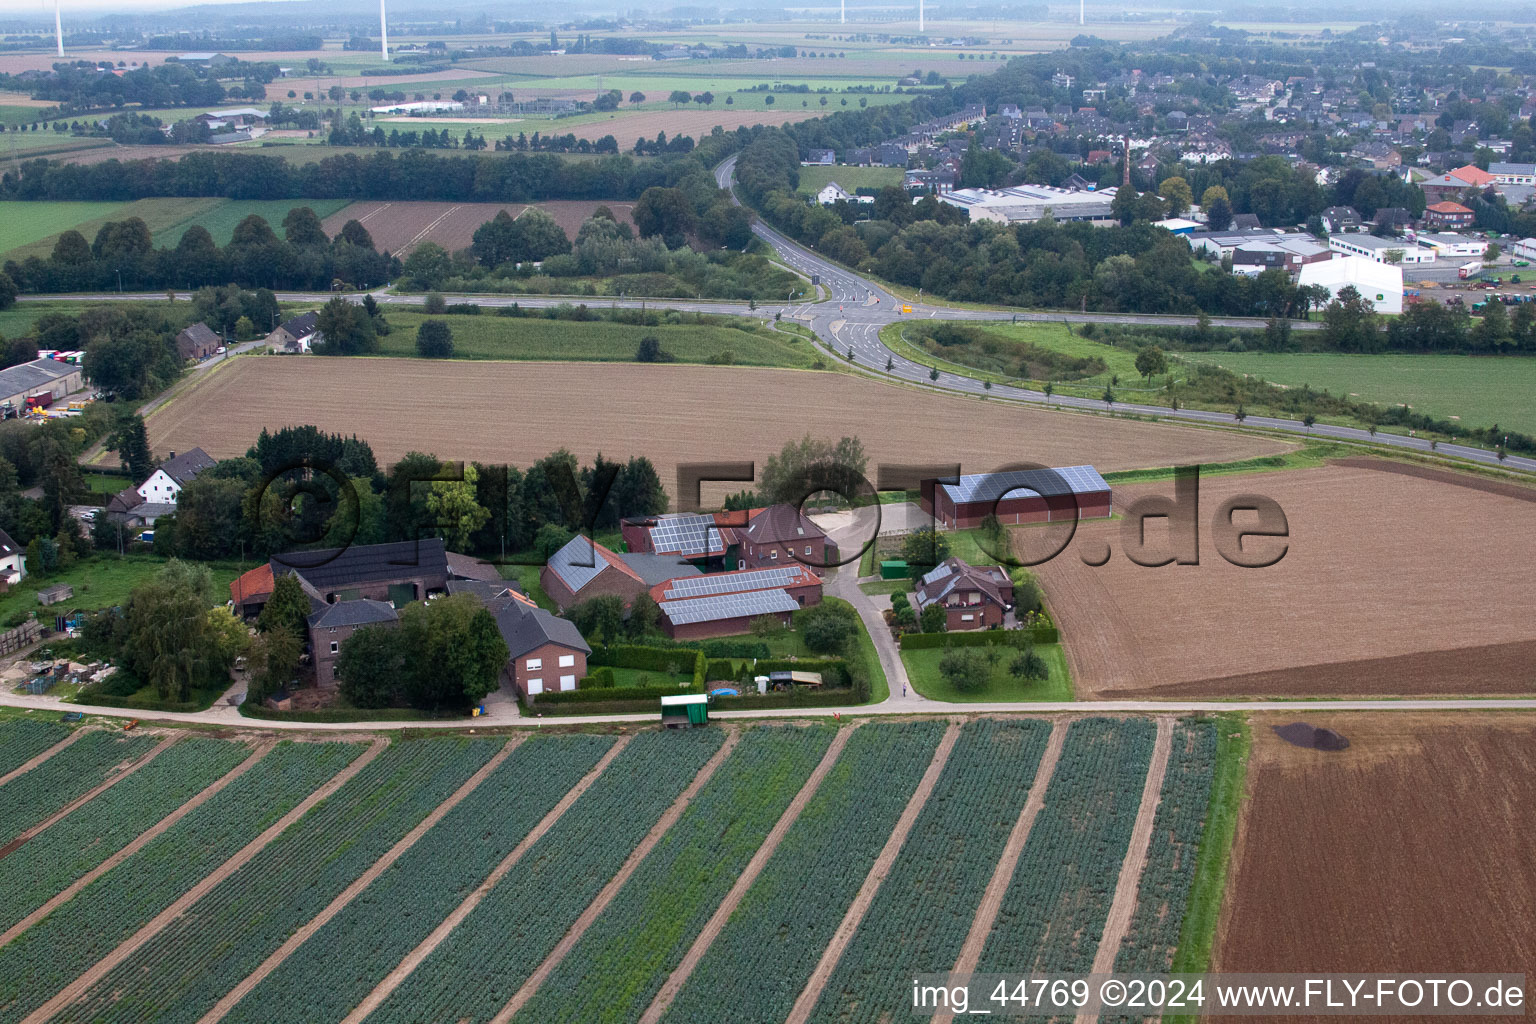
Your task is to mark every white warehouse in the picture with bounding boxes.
[939,184,1119,225]
[1298,256,1405,314]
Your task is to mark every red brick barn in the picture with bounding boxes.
[619,512,735,570]
[540,536,701,611]
[923,466,1111,529]
[654,565,823,640]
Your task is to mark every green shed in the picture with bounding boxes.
[660,693,709,728]
[879,560,909,580]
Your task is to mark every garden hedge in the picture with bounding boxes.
[898,626,1058,649]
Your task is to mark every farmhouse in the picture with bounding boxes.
[540,535,701,611]
[267,311,322,353]
[923,466,1113,530]
[229,538,451,620]
[654,565,821,640]
[308,599,398,686]
[0,358,84,417]
[737,503,833,568]
[175,322,222,361]
[484,586,590,698]
[1297,256,1404,314]
[913,557,1013,631]
[135,448,216,507]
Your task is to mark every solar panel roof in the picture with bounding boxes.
[939,465,1109,504]
[647,514,726,557]
[660,589,800,625]
[546,536,609,591]
[660,566,812,601]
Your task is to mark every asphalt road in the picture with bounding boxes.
[21,163,1536,474]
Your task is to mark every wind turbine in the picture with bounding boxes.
[840,0,845,25]
[918,0,924,33]
[1079,0,1084,25]
[54,0,63,58]
[379,0,389,61]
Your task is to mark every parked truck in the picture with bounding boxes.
[1459,261,1483,279]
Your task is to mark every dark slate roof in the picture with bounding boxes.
[106,486,144,514]
[0,527,18,557]
[488,595,590,659]
[158,447,216,486]
[307,599,398,628]
[279,311,320,337]
[177,322,220,353]
[913,557,1012,611]
[445,579,523,603]
[273,538,448,591]
[743,503,825,545]
[617,552,701,587]
[0,358,74,399]
[446,550,503,581]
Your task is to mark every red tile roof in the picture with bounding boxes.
[1426,200,1473,214]
[1449,164,1496,187]
[230,563,274,605]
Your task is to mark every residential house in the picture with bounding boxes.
[135,447,216,508]
[1422,201,1475,230]
[0,527,24,589]
[1320,206,1363,233]
[803,148,835,165]
[309,599,397,686]
[816,182,852,205]
[455,582,589,699]
[267,311,321,353]
[1372,207,1415,233]
[848,147,875,166]
[175,322,221,361]
[912,557,1013,631]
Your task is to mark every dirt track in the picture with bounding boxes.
[144,358,1293,507]
[1214,713,1536,1024]
[1035,462,1536,698]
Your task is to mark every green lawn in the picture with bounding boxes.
[900,641,1072,702]
[81,473,132,496]
[0,202,129,260]
[1183,351,1536,436]
[608,666,694,689]
[151,198,353,247]
[795,165,904,195]
[705,596,889,703]
[857,579,910,596]
[377,310,822,368]
[6,197,229,264]
[0,556,244,625]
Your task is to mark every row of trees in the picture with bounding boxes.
[4,208,397,294]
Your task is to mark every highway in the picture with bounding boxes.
[20,161,1536,474]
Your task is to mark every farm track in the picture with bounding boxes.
[783,721,962,1024]
[933,720,1069,1024]
[488,728,743,1024]
[1075,718,1174,1023]
[638,724,859,1024]
[0,739,272,950]
[338,735,634,1024]
[195,737,525,1024]
[18,737,388,1024]
[0,735,179,861]
[0,728,87,788]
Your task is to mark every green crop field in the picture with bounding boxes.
[0,719,1233,1024]
[1183,351,1536,435]
[3,197,229,263]
[795,164,904,195]
[0,201,128,259]
[376,310,822,368]
[151,198,353,247]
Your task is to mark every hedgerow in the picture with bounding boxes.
[0,741,362,1024]
[514,724,836,1024]
[221,734,616,1024]
[55,737,505,1024]
[661,720,948,1024]
[0,736,248,934]
[0,718,70,776]
[975,717,1156,975]
[808,719,1053,1024]
[364,728,727,1024]
[0,729,156,841]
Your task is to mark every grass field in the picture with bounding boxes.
[0,555,244,624]
[151,198,353,247]
[1183,350,1536,435]
[3,197,229,263]
[900,642,1072,701]
[376,310,823,368]
[0,201,128,259]
[795,164,904,195]
[885,320,1166,393]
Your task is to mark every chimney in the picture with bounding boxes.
[1123,136,1131,188]
[168,451,176,460]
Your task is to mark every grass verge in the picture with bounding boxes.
[900,643,1072,702]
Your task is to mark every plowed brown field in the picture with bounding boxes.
[144,358,1292,507]
[1214,713,1536,1023]
[1033,461,1536,698]
[320,201,526,255]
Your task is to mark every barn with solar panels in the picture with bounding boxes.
[652,564,823,640]
[923,466,1112,530]
[620,513,737,571]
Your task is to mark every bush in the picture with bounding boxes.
[422,292,447,314]
[577,666,616,688]
[797,601,857,654]
[415,319,455,358]
[705,658,736,681]
[698,638,771,659]
[1010,646,1049,681]
[635,335,675,362]
[918,603,948,633]
[444,303,482,315]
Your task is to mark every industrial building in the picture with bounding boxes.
[1297,256,1405,314]
[939,184,1119,225]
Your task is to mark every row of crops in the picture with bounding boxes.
[54,736,506,1024]
[0,729,157,842]
[220,734,617,1024]
[976,717,1157,976]
[365,728,728,1024]
[0,718,71,777]
[661,719,950,1024]
[1111,719,1218,975]
[514,724,838,1024]
[0,740,363,1024]
[810,718,1056,1024]
[0,736,250,935]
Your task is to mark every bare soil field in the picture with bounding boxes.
[48,143,205,167]
[1214,713,1536,1022]
[527,200,636,239]
[320,201,525,254]
[144,359,1292,509]
[1033,461,1536,698]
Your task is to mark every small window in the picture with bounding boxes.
[527,678,543,695]
[770,550,778,560]
[560,674,576,690]
[329,641,338,654]
[526,658,542,670]
[805,546,812,555]
[961,613,974,622]
[558,654,575,668]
